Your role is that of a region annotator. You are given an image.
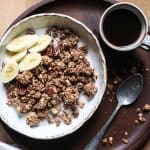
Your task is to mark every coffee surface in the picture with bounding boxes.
[103,9,142,46]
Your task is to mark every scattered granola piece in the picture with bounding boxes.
[122,138,129,144]
[108,137,113,145]
[113,80,118,84]
[109,98,112,102]
[102,138,108,144]
[143,104,150,111]
[136,107,141,113]
[134,119,139,124]
[138,113,143,117]
[113,76,121,84]
[139,116,146,123]
[107,84,113,91]
[50,107,59,115]
[106,90,110,95]
[124,131,128,136]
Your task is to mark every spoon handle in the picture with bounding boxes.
[84,103,121,150]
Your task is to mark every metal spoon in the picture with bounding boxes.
[85,74,143,150]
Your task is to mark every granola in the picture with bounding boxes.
[5,26,97,127]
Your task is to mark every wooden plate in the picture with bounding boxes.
[1,0,150,149]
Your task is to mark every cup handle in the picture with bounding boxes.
[140,34,150,50]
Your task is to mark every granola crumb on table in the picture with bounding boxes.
[122,138,129,144]
[108,137,113,145]
[5,26,98,127]
[143,104,150,111]
[102,138,108,144]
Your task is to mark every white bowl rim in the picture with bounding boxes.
[0,13,107,140]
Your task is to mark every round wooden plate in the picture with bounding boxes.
[1,0,150,149]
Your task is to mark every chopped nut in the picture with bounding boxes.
[46,87,57,96]
[50,107,59,115]
[143,104,150,111]
[122,138,129,144]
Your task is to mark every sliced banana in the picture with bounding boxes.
[4,50,27,63]
[6,35,38,52]
[0,61,19,83]
[29,35,52,53]
[19,52,42,72]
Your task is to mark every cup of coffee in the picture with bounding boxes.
[99,2,150,51]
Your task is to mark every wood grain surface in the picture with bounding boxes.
[0,0,149,149]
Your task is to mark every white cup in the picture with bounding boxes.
[99,2,150,51]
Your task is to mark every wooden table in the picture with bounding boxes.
[0,0,149,149]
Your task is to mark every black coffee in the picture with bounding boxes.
[103,9,142,46]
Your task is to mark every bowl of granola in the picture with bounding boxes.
[0,13,107,139]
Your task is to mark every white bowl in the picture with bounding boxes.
[0,13,107,140]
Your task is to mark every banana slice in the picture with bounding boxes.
[4,50,27,63]
[6,35,38,52]
[19,52,42,72]
[29,35,52,53]
[0,61,19,83]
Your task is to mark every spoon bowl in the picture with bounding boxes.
[117,74,143,105]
